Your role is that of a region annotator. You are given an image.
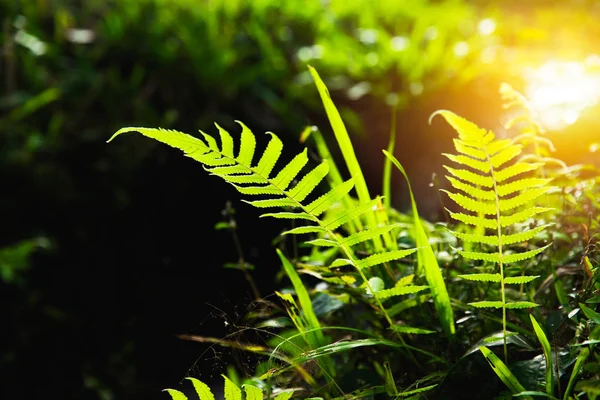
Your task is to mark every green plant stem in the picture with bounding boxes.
[488,153,508,363]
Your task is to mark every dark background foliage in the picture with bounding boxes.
[2,1,599,399]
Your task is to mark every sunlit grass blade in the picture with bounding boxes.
[383,149,455,336]
[276,249,334,376]
[308,65,383,250]
[479,346,532,399]
[563,346,590,400]
[530,315,554,396]
[383,103,398,211]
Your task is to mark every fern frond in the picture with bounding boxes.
[322,198,380,230]
[339,225,397,247]
[283,226,326,235]
[434,109,553,363]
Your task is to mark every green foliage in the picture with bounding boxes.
[165,376,294,400]
[434,109,553,361]
[109,71,600,400]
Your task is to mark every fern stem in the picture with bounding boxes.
[487,151,508,363]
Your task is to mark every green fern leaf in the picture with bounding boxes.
[283,226,326,235]
[187,378,216,400]
[497,188,551,211]
[230,184,281,196]
[444,166,494,187]
[305,238,337,247]
[451,230,498,245]
[453,139,486,159]
[458,273,501,282]
[495,162,544,182]
[243,385,263,400]
[499,207,553,227]
[164,389,188,400]
[503,275,540,284]
[447,210,497,229]
[259,211,313,220]
[469,301,504,309]
[330,258,353,268]
[221,174,268,184]
[485,138,512,156]
[505,301,539,309]
[271,149,309,190]
[305,179,354,216]
[375,285,429,300]
[357,249,418,269]
[254,132,283,177]
[287,161,329,202]
[443,153,490,173]
[442,191,496,214]
[322,198,380,230]
[340,225,397,247]
[489,144,521,167]
[456,249,500,263]
[497,178,553,197]
[223,375,242,400]
[274,391,295,400]
[446,176,495,200]
[243,198,297,208]
[502,244,551,263]
[235,122,256,166]
[500,225,551,245]
[215,123,235,157]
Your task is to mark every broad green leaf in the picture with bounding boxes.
[479,346,531,399]
[530,315,554,395]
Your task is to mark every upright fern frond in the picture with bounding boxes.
[165,376,295,400]
[108,123,419,332]
[433,110,553,361]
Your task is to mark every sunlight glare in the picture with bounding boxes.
[524,60,600,130]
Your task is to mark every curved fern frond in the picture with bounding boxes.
[164,376,295,400]
[109,123,416,334]
[434,110,553,362]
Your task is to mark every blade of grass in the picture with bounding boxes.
[308,65,390,251]
[300,126,362,233]
[383,150,455,336]
[276,249,334,377]
[530,315,554,396]
[383,103,398,211]
[479,346,532,400]
[563,346,590,400]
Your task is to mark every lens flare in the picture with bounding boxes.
[524,59,600,130]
